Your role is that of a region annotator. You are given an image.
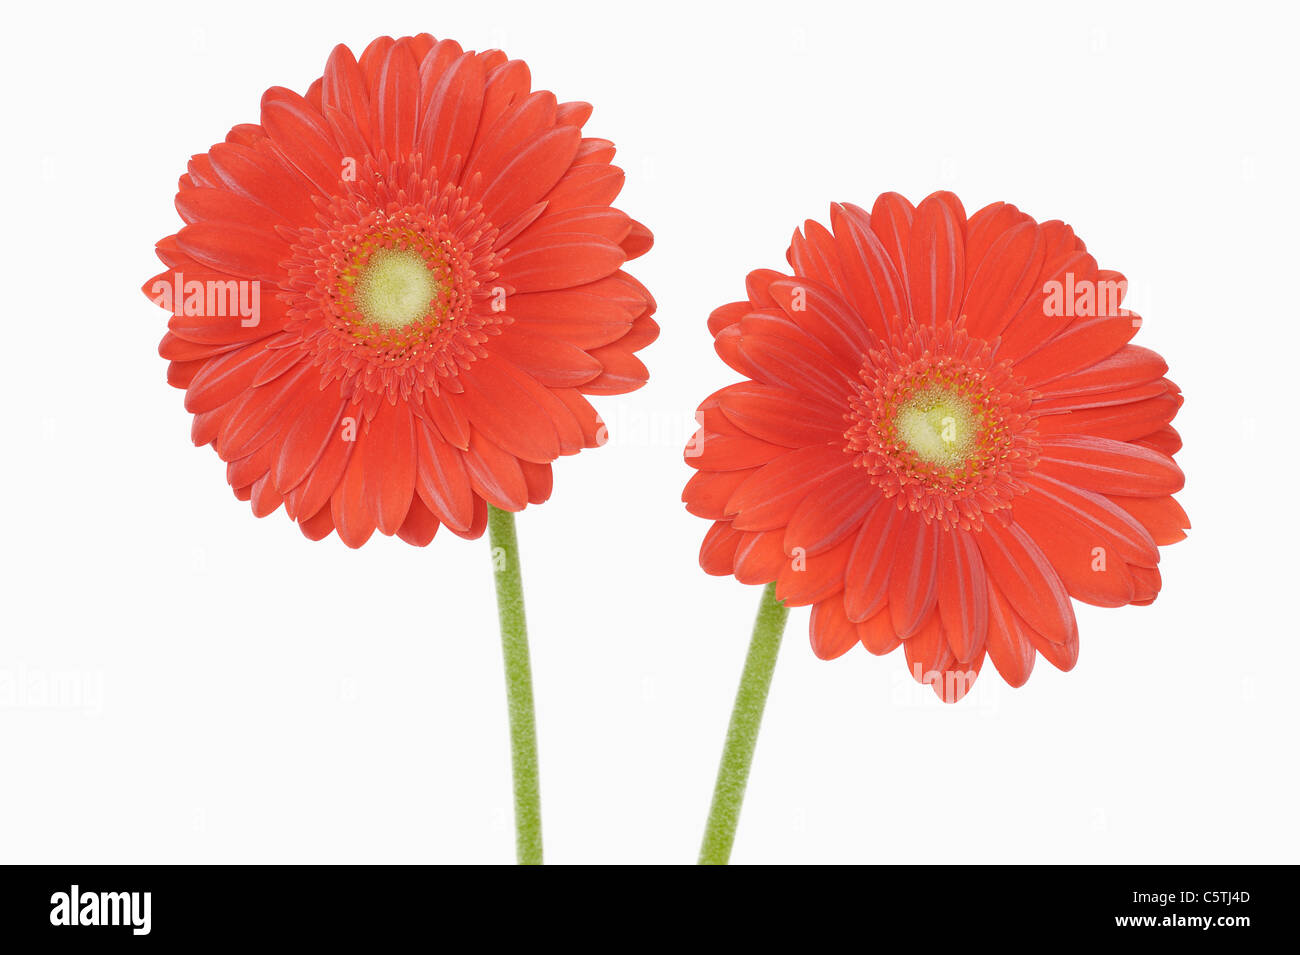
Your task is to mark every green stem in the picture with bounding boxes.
[699,582,789,865]
[487,505,542,865]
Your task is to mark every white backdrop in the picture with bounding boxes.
[1,0,1295,864]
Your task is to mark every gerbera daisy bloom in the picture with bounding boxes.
[144,33,656,549]
[690,191,1186,863]
[686,191,1186,702]
[144,33,656,867]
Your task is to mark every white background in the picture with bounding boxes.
[1,0,1295,864]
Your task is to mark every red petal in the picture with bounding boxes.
[1023,472,1159,568]
[903,611,948,679]
[775,535,854,606]
[417,51,487,177]
[464,430,528,511]
[1034,388,1181,441]
[478,126,582,226]
[175,186,290,230]
[827,202,907,340]
[974,519,1076,646]
[936,529,989,663]
[1130,564,1162,604]
[218,359,317,461]
[1135,426,1182,456]
[478,56,531,117]
[573,137,614,166]
[857,608,900,656]
[274,391,347,494]
[868,192,914,292]
[724,444,848,530]
[767,277,872,363]
[514,205,632,249]
[787,219,839,288]
[414,423,475,531]
[1108,494,1190,546]
[455,358,561,463]
[184,343,268,414]
[887,512,940,638]
[357,36,395,89]
[544,164,624,210]
[167,359,203,388]
[465,88,554,192]
[930,649,984,703]
[1027,626,1078,672]
[842,501,903,622]
[745,269,784,307]
[577,344,648,395]
[553,389,604,448]
[423,390,470,450]
[507,284,636,349]
[1038,435,1184,496]
[621,219,653,260]
[176,222,289,282]
[366,401,418,535]
[287,404,358,523]
[1031,379,1169,414]
[906,192,965,328]
[683,468,756,520]
[997,251,1095,361]
[734,530,787,585]
[715,382,846,448]
[555,101,592,127]
[396,494,441,546]
[963,201,1031,286]
[298,503,336,541]
[519,460,553,504]
[371,40,420,161]
[1034,346,1168,400]
[504,235,625,293]
[740,309,860,380]
[163,285,288,346]
[619,312,660,353]
[207,141,318,224]
[321,44,373,149]
[447,495,489,541]
[700,521,743,576]
[784,475,877,556]
[490,327,602,387]
[330,438,378,549]
[735,319,858,407]
[810,597,860,661]
[1013,489,1136,608]
[260,87,342,197]
[1015,316,1140,386]
[523,382,587,455]
[985,579,1036,688]
[961,220,1044,341]
[228,443,272,492]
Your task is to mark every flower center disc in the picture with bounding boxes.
[893,386,979,470]
[355,248,439,329]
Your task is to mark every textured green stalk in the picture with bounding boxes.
[699,582,789,865]
[487,505,542,865]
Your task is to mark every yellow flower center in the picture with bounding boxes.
[892,385,979,469]
[355,248,439,329]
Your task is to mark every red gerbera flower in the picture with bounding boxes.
[145,33,656,547]
[684,192,1187,702]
